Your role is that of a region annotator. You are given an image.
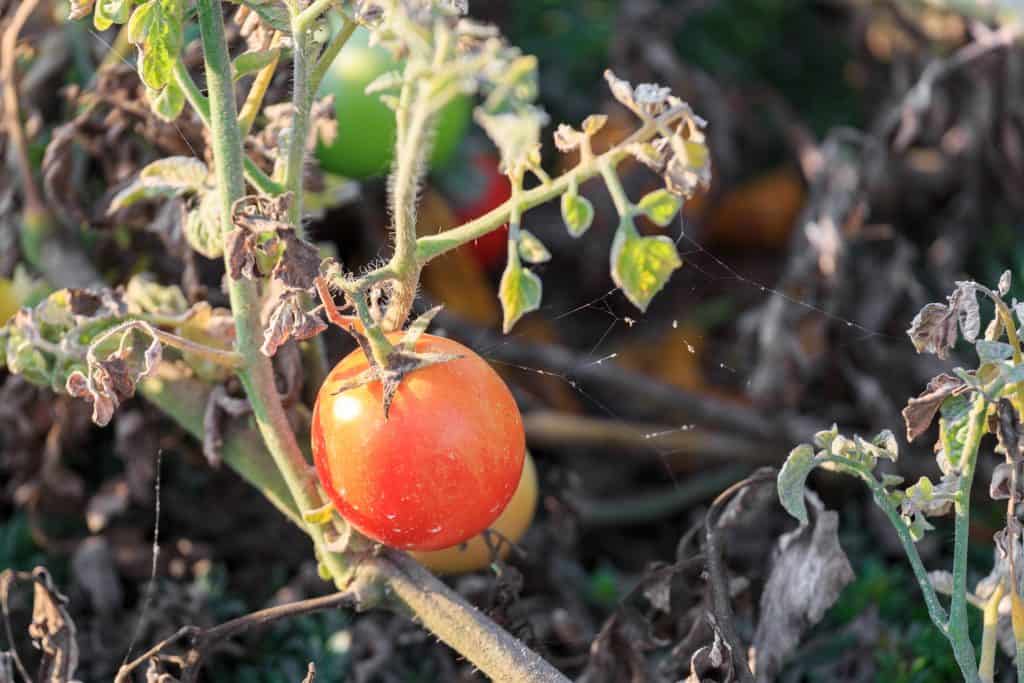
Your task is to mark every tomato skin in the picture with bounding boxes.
[315,27,472,180]
[411,452,537,574]
[312,334,526,551]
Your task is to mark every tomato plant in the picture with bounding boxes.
[311,333,526,551]
[315,26,472,180]
[412,451,538,574]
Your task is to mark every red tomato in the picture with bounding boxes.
[311,334,526,550]
[441,149,512,269]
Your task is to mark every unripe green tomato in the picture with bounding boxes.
[315,27,472,179]
[410,452,538,574]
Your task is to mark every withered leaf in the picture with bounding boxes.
[752,491,854,682]
[271,229,321,290]
[26,568,80,683]
[902,374,966,442]
[261,292,327,357]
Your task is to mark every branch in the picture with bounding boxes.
[372,551,571,683]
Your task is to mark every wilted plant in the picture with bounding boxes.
[0,0,710,679]
[779,271,1024,683]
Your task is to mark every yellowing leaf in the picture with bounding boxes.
[637,188,682,227]
[518,230,551,264]
[561,192,594,238]
[610,218,681,311]
[499,259,542,333]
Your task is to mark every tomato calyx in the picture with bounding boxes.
[316,274,462,418]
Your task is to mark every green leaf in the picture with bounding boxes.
[127,0,184,91]
[108,183,179,213]
[184,192,224,259]
[499,259,542,333]
[637,188,682,227]
[610,218,682,311]
[561,192,594,238]
[94,0,131,30]
[231,0,291,33]
[976,340,1014,363]
[232,48,279,80]
[146,81,185,122]
[517,230,551,264]
[140,156,209,192]
[778,444,816,525]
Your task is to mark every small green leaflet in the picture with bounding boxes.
[518,230,551,264]
[499,258,542,333]
[637,188,682,227]
[610,218,682,311]
[561,192,594,238]
[94,0,131,31]
[778,444,816,525]
[127,0,184,91]
[146,82,185,122]
[233,49,279,80]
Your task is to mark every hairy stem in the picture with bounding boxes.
[283,20,314,230]
[172,60,284,196]
[868,479,950,632]
[311,17,356,95]
[374,551,571,683]
[950,395,989,683]
[381,76,434,331]
[195,0,349,584]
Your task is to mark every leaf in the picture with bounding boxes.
[610,218,681,311]
[977,340,1015,363]
[778,444,816,524]
[637,188,682,227]
[231,0,291,33]
[1000,270,1012,297]
[517,230,551,264]
[94,0,131,30]
[474,106,549,174]
[499,259,542,333]
[232,48,279,80]
[140,156,208,191]
[902,373,966,442]
[561,192,594,238]
[127,0,184,91]
[184,192,224,259]
[145,81,185,121]
[107,183,178,213]
[753,490,854,682]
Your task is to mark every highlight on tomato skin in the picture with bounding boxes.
[411,451,538,575]
[311,333,526,551]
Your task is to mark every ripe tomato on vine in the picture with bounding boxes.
[311,333,526,551]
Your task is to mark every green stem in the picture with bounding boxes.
[599,157,634,218]
[294,0,336,33]
[950,395,989,683]
[283,23,314,230]
[867,479,950,632]
[381,75,433,331]
[310,18,356,95]
[172,60,284,196]
[195,0,349,585]
[415,146,636,263]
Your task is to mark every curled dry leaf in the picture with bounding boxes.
[0,567,80,683]
[906,281,979,359]
[261,291,327,358]
[752,491,854,682]
[901,373,966,442]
